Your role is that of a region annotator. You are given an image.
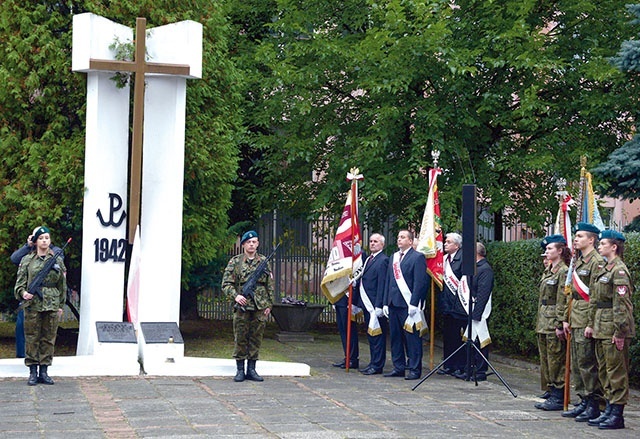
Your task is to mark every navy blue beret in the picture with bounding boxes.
[574,222,600,235]
[599,229,625,242]
[241,230,258,245]
[541,234,567,249]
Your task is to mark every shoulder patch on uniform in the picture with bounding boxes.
[617,286,628,296]
[618,270,627,277]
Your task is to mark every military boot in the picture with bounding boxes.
[27,365,38,386]
[588,400,611,426]
[234,360,246,382]
[575,397,599,422]
[38,365,55,385]
[536,387,564,411]
[561,397,586,418]
[598,404,625,430]
[245,360,264,382]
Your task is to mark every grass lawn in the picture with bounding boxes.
[0,319,341,362]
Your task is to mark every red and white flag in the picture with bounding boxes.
[417,168,444,289]
[554,193,574,251]
[126,225,141,325]
[321,172,363,304]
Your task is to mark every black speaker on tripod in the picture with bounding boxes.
[413,185,516,397]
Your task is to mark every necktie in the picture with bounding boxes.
[399,252,404,263]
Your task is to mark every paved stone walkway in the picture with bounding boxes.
[1,331,637,438]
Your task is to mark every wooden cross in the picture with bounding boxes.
[88,18,190,243]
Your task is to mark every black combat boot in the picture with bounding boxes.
[561,397,586,418]
[588,400,611,426]
[245,360,264,382]
[598,404,625,430]
[27,365,38,386]
[234,360,245,382]
[575,397,599,422]
[536,387,563,411]
[38,365,55,385]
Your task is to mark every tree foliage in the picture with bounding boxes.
[0,1,242,315]
[594,4,640,200]
[233,0,637,235]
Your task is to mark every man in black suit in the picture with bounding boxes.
[357,233,389,375]
[437,232,466,376]
[454,242,494,381]
[383,230,430,380]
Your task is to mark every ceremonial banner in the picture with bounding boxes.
[581,169,605,231]
[554,193,574,251]
[321,185,363,304]
[416,167,443,289]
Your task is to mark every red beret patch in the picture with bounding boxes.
[617,286,628,296]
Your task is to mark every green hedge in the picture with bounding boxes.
[486,233,640,385]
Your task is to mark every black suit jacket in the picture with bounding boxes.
[357,252,389,310]
[439,250,463,316]
[383,248,430,308]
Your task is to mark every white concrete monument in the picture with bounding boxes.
[71,13,202,355]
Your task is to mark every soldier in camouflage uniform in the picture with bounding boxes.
[14,226,67,386]
[534,235,570,411]
[222,230,274,382]
[584,230,635,429]
[561,222,604,422]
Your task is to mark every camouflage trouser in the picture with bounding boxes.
[233,309,268,360]
[537,332,565,391]
[595,338,630,405]
[570,328,601,399]
[24,309,59,367]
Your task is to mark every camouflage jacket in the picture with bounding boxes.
[14,251,67,312]
[536,261,568,334]
[568,248,604,329]
[588,257,635,339]
[221,253,274,311]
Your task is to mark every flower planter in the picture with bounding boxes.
[271,303,326,342]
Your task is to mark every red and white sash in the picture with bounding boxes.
[392,252,428,337]
[359,256,382,336]
[443,255,460,296]
[572,271,590,302]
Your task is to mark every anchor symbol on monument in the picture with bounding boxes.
[96,193,127,227]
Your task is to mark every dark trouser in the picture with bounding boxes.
[362,307,388,370]
[537,332,565,391]
[16,309,26,358]
[233,309,268,360]
[571,328,601,399]
[388,305,423,374]
[24,309,59,367]
[442,314,466,370]
[335,303,359,362]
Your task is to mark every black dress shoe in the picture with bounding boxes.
[342,360,359,369]
[436,367,453,376]
[332,360,346,368]
[405,372,421,380]
[361,368,382,375]
[383,369,405,377]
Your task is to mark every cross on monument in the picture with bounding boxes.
[87,17,191,244]
[72,13,202,355]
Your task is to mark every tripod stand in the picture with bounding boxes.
[412,273,517,397]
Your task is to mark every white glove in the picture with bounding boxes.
[351,305,362,316]
[374,307,384,318]
[382,305,389,318]
[408,305,419,317]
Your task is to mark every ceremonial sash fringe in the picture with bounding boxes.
[392,252,428,337]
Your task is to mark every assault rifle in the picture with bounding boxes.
[16,238,72,313]
[235,243,280,312]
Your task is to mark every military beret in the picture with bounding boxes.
[574,222,600,235]
[240,230,258,245]
[31,226,50,243]
[599,229,625,242]
[541,234,567,249]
